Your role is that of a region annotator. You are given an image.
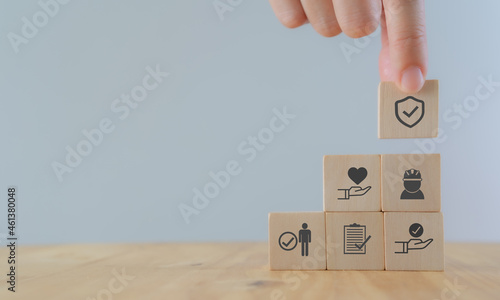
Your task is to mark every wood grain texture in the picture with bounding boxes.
[324,155,381,212]
[381,154,441,212]
[269,212,326,270]
[378,80,439,139]
[326,212,384,270]
[0,243,499,299]
[385,212,444,271]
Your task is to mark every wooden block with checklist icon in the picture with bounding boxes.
[268,212,326,270]
[325,212,384,270]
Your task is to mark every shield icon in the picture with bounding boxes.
[395,96,425,128]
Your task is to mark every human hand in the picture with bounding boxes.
[269,0,427,93]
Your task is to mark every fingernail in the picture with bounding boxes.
[400,66,424,94]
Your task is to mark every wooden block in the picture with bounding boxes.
[384,212,444,271]
[324,155,381,212]
[268,212,326,270]
[325,212,384,270]
[381,153,440,212]
[378,80,439,139]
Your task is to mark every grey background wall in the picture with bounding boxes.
[0,0,499,245]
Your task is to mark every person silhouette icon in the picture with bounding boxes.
[298,223,311,256]
[401,169,425,200]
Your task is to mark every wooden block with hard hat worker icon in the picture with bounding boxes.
[381,154,441,212]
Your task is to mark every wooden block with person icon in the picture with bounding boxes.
[268,212,326,270]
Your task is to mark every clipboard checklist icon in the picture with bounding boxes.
[344,223,371,255]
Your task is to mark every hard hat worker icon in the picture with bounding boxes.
[401,169,425,200]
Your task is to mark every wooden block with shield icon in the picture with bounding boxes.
[378,80,439,139]
[268,212,326,270]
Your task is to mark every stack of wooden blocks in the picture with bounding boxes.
[269,80,443,271]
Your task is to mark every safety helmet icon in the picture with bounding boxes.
[403,169,422,181]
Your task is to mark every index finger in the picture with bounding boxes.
[382,0,427,93]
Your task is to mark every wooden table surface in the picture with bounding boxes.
[1,243,499,299]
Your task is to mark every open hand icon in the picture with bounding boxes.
[395,238,433,254]
[338,186,372,200]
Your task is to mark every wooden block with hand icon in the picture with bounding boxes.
[324,155,381,212]
[384,212,444,271]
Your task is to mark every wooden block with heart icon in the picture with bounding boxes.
[384,212,444,271]
[268,212,327,270]
[378,80,439,139]
[323,155,381,212]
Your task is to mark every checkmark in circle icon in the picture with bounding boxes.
[279,232,297,251]
[409,223,423,238]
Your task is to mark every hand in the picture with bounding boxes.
[338,186,372,199]
[407,238,433,250]
[269,0,427,93]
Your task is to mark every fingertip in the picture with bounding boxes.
[399,66,425,94]
[278,11,308,28]
[269,0,308,29]
[313,21,342,37]
[342,19,379,39]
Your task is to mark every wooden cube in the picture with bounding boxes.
[381,154,440,212]
[378,80,439,139]
[384,212,444,271]
[325,212,384,270]
[268,212,326,270]
[324,155,381,212]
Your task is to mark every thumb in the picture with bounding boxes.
[382,0,427,93]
